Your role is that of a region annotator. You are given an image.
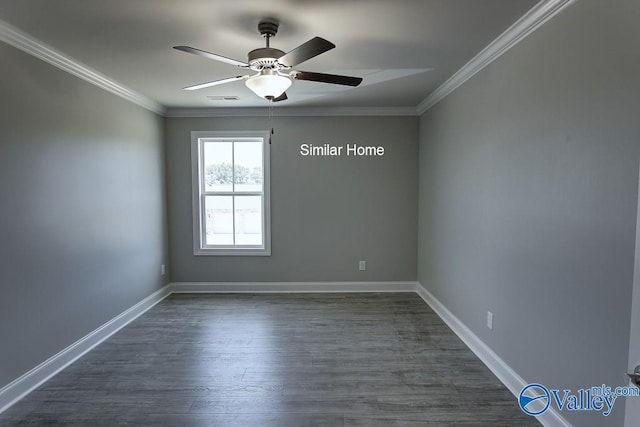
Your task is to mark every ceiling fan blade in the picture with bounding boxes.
[272,92,288,102]
[293,71,363,87]
[277,37,335,67]
[183,76,247,91]
[173,46,248,67]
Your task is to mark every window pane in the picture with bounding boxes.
[234,141,263,192]
[234,196,263,245]
[205,196,233,245]
[203,141,233,192]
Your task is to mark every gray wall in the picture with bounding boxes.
[165,115,418,282]
[417,0,640,426]
[627,170,640,426]
[0,41,168,388]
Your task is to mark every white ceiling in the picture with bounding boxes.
[0,0,538,109]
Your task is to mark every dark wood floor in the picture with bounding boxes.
[1,293,539,426]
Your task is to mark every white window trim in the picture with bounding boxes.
[191,130,271,256]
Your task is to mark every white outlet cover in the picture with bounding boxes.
[487,311,494,330]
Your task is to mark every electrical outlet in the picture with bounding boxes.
[359,260,366,271]
[161,264,166,276]
[487,311,494,330]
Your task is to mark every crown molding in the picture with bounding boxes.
[416,0,578,115]
[0,18,164,115]
[164,106,419,118]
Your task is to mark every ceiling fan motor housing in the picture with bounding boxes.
[247,48,286,72]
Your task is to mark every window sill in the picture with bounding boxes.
[194,248,271,256]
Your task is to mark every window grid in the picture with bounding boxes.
[199,140,264,249]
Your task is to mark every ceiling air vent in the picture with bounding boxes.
[206,95,240,101]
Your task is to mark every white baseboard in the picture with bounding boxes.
[170,281,418,293]
[0,284,172,414]
[415,282,572,427]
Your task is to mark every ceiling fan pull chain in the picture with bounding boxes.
[268,99,273,144]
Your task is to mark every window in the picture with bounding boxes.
[191,131,270,256]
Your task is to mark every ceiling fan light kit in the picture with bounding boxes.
[245,70,292,100]
[173,18,363,102]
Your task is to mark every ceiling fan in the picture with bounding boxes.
[173,18,363,102]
